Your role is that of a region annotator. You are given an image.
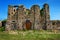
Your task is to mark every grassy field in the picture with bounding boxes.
[0,30,60,40]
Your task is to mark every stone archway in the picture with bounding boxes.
[25,20,32,30]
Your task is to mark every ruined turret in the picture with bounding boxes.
[17,5,26,30]
[30,5,41,30]
[43,3,51,30]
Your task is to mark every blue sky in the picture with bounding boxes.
[0,0,60,20]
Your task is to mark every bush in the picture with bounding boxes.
[0,27,5,31]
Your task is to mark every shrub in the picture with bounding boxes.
[0,27,5,31]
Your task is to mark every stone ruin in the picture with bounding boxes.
[5,3,60,31]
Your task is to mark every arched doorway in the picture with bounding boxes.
[11,21,17,30]
[25,20,32,30]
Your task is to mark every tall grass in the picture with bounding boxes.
[0,30,60,40]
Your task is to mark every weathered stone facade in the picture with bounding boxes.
[6,3,60,31]
[51,20,60,30]
[0,21,2,27]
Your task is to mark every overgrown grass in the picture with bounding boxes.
[0,30,60,40]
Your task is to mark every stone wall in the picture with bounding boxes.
[43,4,51,30]
[51,20,60,30]
[0,21,2,27]
[6,3,60,31]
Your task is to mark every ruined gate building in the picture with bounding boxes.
[6,3,60,31]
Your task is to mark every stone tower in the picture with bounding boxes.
[43,4,51,30]
[6,5,18,31]
[17,5,26,30]
[6,5,13,31]
[30,5,41,30]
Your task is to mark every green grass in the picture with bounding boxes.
[0,30,60,40]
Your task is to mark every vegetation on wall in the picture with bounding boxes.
[40,8,44,17]
[0,19,7,31]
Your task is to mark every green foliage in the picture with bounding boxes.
[2,19,7,27]
[40,8,44,17]
[26,10,30,15]
[2,19,7,22]
[0,27,5,31]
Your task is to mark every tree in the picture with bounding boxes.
[2,19,7,27]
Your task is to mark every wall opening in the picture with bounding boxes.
[11,21,17,30]
[25,20,32,30]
